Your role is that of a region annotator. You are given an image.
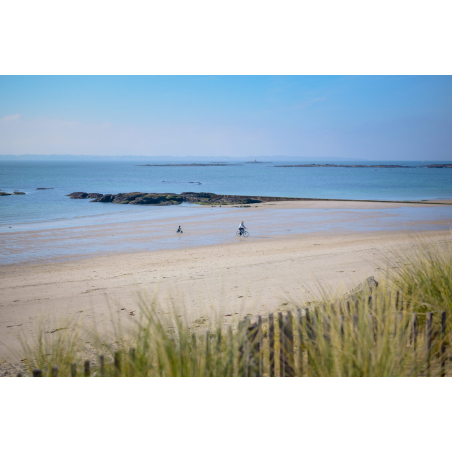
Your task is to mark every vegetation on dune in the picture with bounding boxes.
[17,239,452,377]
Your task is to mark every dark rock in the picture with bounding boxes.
[68,192,89,199]
[13,191,25,195]
[98,194,115,203]
[87,193,104,200]
[0,192,12,196]
[112,192,147,204]
[129,194,183,205]
[36,188,53,190]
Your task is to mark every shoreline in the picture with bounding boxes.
[1,199,452,266]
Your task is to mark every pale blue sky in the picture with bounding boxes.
[0,76,451,159]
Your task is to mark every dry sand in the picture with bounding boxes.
[1,218,451,364]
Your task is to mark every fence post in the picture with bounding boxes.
[70,363,76,377]
[84,360,90,377]
[286,311,295,377]
[243,332,250,378]
[33,369,42,377]
[412,313,418,349]
[278,313,284,377]
[129,348,136,377]
[441,311,446,377]
[269,313,275,377]
[247,321,259,377]
[426,312,433,376]
[192,333,197,377]
[205,330,211,377]
[257,316,263,377]
[306,308,312,340]
[216,327,222,377]
[296,308,303,377]
[227,326,234,377]
[99,355,104,377]
[51,366,58,377]
[114,352,120,376]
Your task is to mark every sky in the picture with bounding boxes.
[0,75,451,160]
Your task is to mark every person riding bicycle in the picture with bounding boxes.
[177,225,182,233]
[238,221,246,236]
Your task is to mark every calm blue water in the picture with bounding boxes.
[1,160,452,228]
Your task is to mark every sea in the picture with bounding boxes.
[1,159,452,264]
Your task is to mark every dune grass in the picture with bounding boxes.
[18,239,452,377]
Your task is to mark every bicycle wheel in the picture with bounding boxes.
[243,231,249,237]
[236,231,241,237]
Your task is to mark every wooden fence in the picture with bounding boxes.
[22,296,449,377]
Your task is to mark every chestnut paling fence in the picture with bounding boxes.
[22,293,450,377]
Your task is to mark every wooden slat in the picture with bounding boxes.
[296,308,303,377]
[269,313,275,377]
[426,312,433,376]
[441,311,446,377]
[278,312,284,377]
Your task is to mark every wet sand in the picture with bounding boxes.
[1,200,452,364]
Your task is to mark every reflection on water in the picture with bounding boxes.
[1,205,451,265]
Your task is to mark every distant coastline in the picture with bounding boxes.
[274,164,452,168]
[137,163,239,167]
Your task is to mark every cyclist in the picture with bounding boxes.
[238,221,246,236]
[177,225,183,233]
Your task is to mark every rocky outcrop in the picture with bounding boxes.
[36,188,53,190]
[68,192,186,205]
[0,191,25,195]
[275,164,412,168]
[97,194,115,203]
[421,164,452,168]
[137,163,237,167]
[68,191,280,205]
[68,192,90,199]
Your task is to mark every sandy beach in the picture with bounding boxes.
[1,199,452,365]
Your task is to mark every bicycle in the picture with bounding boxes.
[236,229,249,237]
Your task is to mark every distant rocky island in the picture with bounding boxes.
[245,160,272,163]
[0,191,25,196]
[274,164,412,168]
[421,164,452,168]
[67,191,308,206]
[274,164,452,168]
[137,163,239,167]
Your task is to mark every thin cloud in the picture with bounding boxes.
[293,97,326,110]
[0,113,21,122]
